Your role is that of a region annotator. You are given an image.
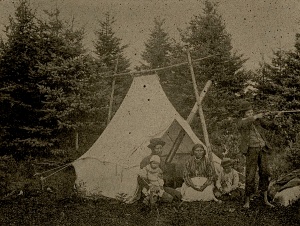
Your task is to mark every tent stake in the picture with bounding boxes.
[186,49,214,163]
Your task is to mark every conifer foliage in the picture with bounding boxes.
[258,33,300,145]
[93,12,132,120]
[142,18,173,69]
[0,1,98,159]
[182,1,245,88]
[0,1,49,158]
[162,1,247,155]
[94,12,130,72]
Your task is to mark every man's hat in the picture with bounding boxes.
[221,158,236,168]
[147,138,166,150]
[150,155,161,163]
[240,101,253,112]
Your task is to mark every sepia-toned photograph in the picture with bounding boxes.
[0,0,300,225]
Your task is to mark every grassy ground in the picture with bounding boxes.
[1,158,299,225]
[0,192,299,226]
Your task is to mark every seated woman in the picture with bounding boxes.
[181,144,220,202]
[214,158,244,201]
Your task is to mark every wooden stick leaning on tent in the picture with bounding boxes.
[186,48,214,166]
[107,57,119,125]
[165,80,212,164]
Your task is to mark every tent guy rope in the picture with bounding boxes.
[34,163,70,176]
[40,164,72,181]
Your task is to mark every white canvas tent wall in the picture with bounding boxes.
[72,74,221,203]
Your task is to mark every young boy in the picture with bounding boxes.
[237,101,275,208]
[214,158,242,200]
[139,155,173,206]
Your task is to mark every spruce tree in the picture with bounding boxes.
[35,9,105,155]
[164,1,247,156]
[0,0,48,158]
[94,12,130,72]
[258,34,300,145]
[182,1,245,87]
[93,12,132,121]
[0,1,99,158]
[141,18,172,69]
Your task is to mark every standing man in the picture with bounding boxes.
[237,101,275,208]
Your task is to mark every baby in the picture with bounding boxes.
[139,155,165,206]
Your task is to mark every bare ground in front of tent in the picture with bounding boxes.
[0,191,299,226]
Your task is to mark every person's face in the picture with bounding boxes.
[150,161,160,169]
[194,148,205,159]
[153,144,163,156]
[244,109,254,117]
[223,166,232,174]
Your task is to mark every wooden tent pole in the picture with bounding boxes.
[99,55,215,79]
[165,80,212,164]
[107,58,119,125]
[187,80,212,124]
[186,49,214,163]
[75,131,79,150]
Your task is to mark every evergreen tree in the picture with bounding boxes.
[258,34,300,145]
[182,1,245,88]
[162,1,246,115]
[161,1,247,156]
[94,12,130,72]
[34,9,105,155]
[0,1,99,158]
[253,35,300,171]
[141,18,172,69]
[93,12,132,121]
[0,0,48,158]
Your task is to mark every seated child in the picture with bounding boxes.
[138,155,173,206]
[214,158,243,200]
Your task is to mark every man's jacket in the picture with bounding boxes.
[237,116,273,154]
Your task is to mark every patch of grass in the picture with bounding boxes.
[0,192,299,226]
[269,149,293,179]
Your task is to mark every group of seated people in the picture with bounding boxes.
[138,138,244,207]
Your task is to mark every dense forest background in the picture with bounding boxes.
[0,0,300,189]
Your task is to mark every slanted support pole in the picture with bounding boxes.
[186,49,214,163]
[187,80,212,124]
[165,80,212,164]
[75,131,79,150]
[107,58,119,125]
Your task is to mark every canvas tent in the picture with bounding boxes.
[72,74,221,203]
